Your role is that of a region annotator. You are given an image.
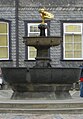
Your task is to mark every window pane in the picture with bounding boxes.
[0,35,8,46]
[74,43,81,50]
[0,23,8,33]
[74,51,82,58]
[29,47,36,58]
[65,43,73,50]
[30,26,35,32]
[74,35,81,43]
[65,35,73,43]
[29,52,36,58]
[65,25,81,32]
[30,25,39,32]
[29,33,40,36]
[29,47,36,52]
[65,51,73,58]
[0,47,8,58]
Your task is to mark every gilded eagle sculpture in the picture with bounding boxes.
[39,8,54,24]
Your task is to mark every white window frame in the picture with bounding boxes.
[0,22,9,60]
[63,23,83,60]
[28,23,47,60]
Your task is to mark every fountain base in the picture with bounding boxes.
[11,84,72,100]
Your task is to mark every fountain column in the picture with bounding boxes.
[35,24,51,68]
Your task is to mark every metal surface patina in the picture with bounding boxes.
[1,8,81,100]
[39,8,54,24]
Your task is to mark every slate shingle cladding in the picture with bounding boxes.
[0,0,15,6]
[19,0,82,6]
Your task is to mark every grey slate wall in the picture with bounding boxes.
[19,0,78,6]
[0,0,15,6]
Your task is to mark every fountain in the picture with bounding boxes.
[1,8,81,100]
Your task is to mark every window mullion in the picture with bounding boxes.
[63,33,65,59]
[72,34,74,58]
[82,25,83,58]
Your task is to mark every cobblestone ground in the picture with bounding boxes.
[0,114,83,119]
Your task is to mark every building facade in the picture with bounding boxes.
[0,0,83,68]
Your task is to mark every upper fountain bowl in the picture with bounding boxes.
[23,36,62,47]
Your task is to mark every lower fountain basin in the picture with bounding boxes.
[1,67,81,99]
[1,67,81,86]
[29,67,81,84]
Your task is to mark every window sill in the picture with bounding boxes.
[61,59,83,61]
[24,59,36,62]
[0,59,13,62]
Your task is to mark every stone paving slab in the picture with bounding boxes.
[0,114,83,119]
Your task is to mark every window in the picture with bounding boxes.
[28,23,47,60]
[0,22,9,60]
[63,23,83,60]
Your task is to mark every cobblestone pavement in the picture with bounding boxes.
[0,90,82,119]
[0,114,83,119]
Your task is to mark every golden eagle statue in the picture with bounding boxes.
[39,8,54,24]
